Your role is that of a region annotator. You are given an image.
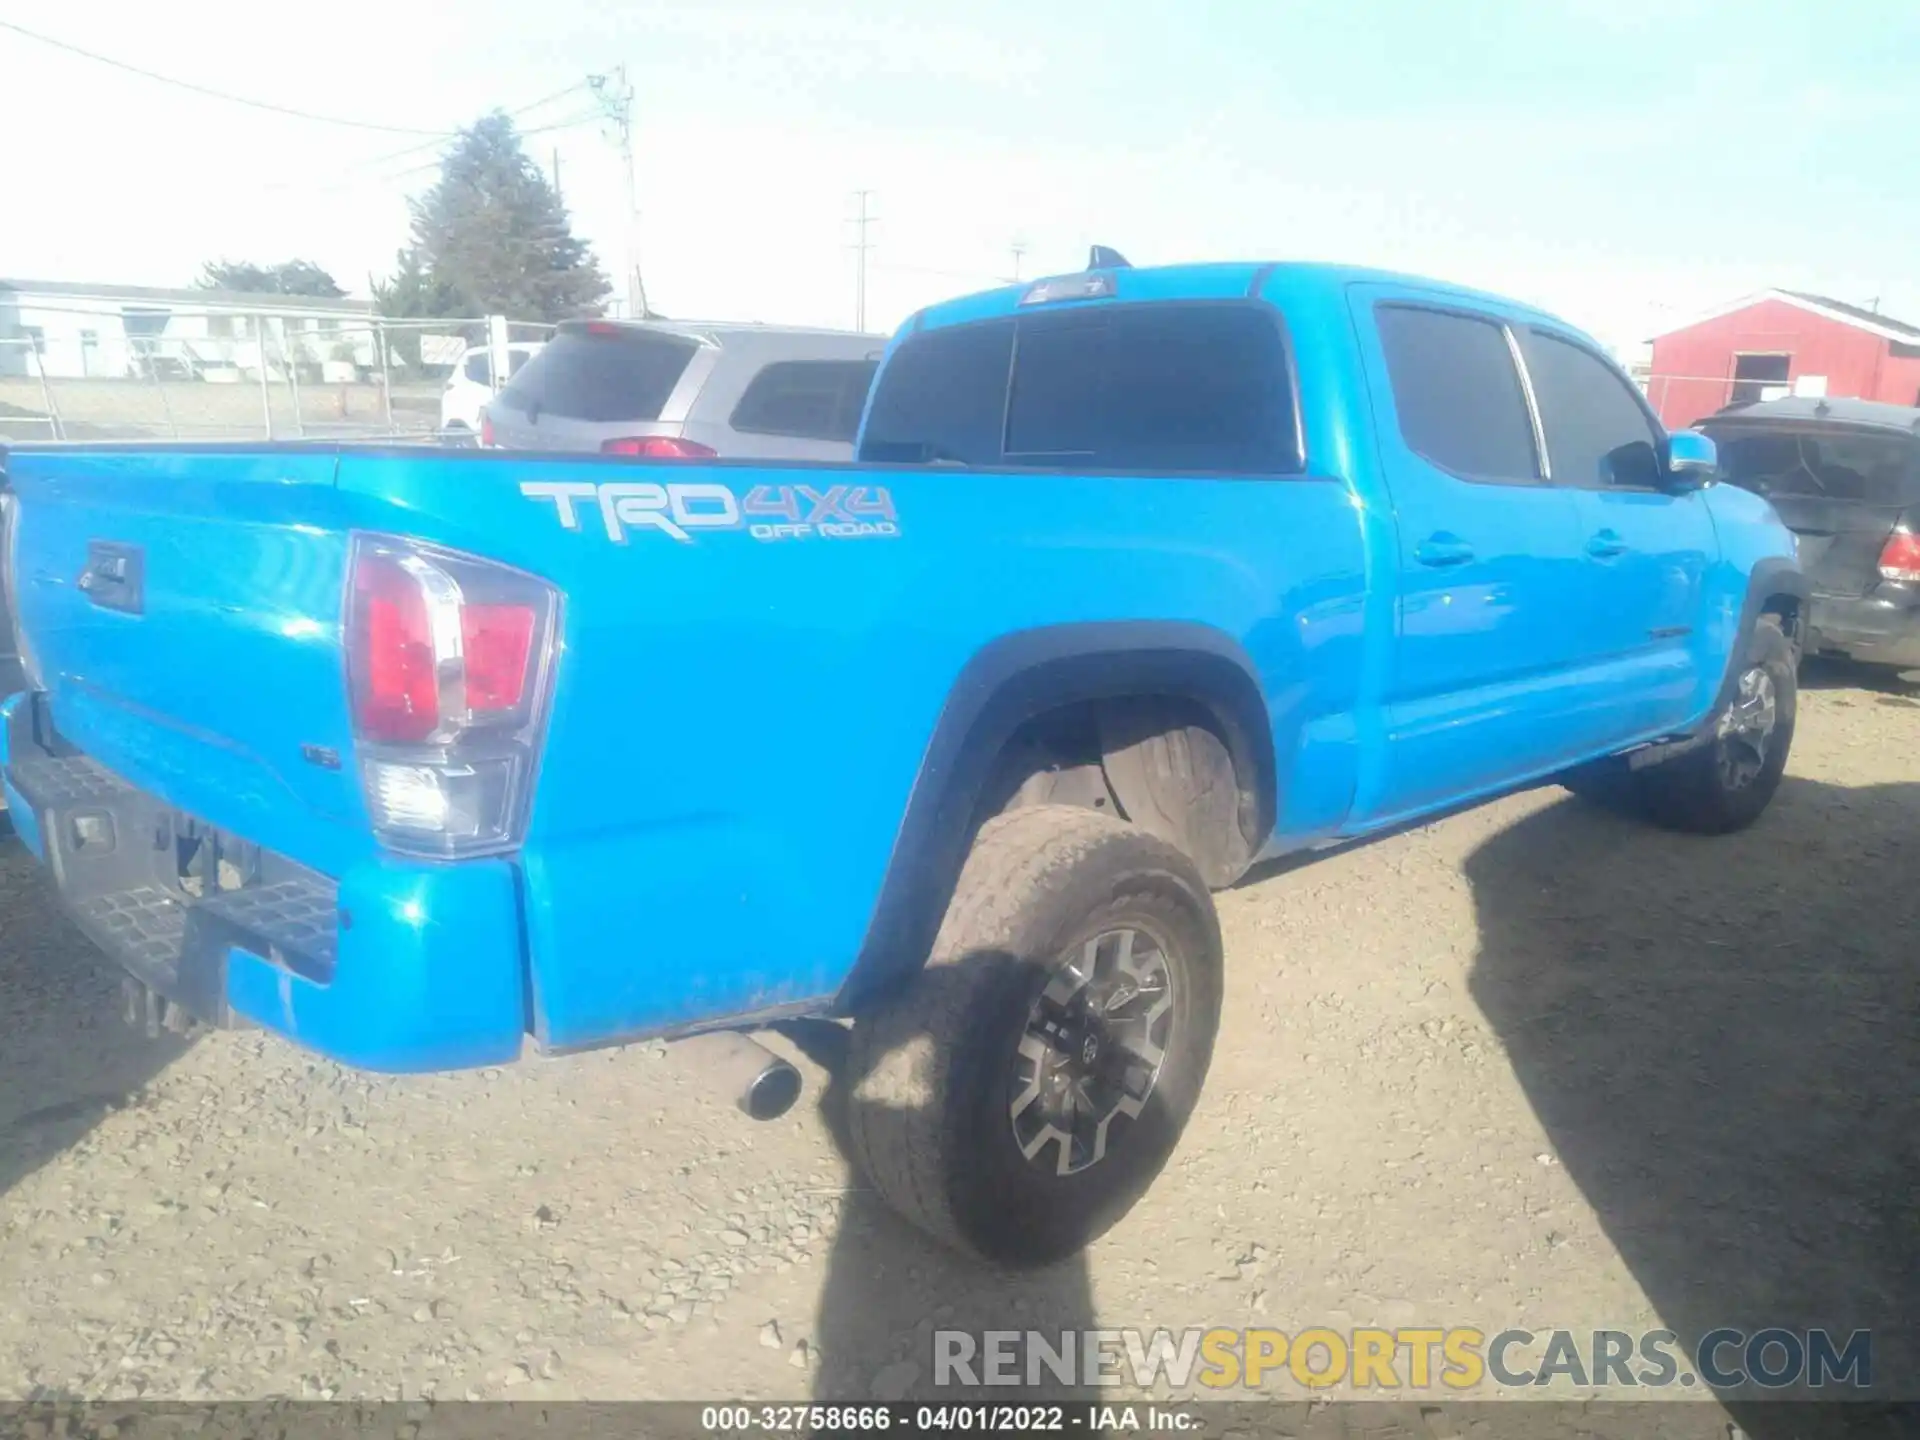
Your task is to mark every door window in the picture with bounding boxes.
[1374,306,1540,484]
[1519,331,1664,491]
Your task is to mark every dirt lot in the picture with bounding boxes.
[1,666,1914,1413]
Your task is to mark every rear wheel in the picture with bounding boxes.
[844,805,1222,1267]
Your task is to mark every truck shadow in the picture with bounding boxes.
[1463,777,1918,1431]
[780,999,1105,1407]
[0,827,192,1201]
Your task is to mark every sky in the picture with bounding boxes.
[3,0,1918,356]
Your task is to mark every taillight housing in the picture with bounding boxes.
[600,435,717,458]
[479,409,495,448]
[1878,525,1920,585]
[344,535,560,858]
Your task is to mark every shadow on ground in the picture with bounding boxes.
[778,1017,1101,1405]
[1798,657,1920,699]
[0,827,191,1201]
[1466,778,1917,1431]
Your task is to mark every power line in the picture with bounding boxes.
[0,18,453,135]
[336,84,595,173]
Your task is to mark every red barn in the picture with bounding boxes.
[1647,290,1920,431]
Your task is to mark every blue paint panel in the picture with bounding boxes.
[5,449,372,876]
[333,447,1369,1048]
[226,856,525,1072]
[0,694,42,858]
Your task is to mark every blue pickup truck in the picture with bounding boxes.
[0,258,1805,1266]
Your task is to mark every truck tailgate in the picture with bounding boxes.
[4,446,369,875]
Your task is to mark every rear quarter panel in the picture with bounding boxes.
[333,439,1373,1049]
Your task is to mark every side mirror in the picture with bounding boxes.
[1662,430,1718,492]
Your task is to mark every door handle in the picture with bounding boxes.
[1586,529,1627,559]
[1414,534,1475,568]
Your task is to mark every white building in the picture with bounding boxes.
[0,278,378,382]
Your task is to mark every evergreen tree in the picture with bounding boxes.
[379,112,610,324]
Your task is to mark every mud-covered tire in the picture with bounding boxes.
[844,805,1222,1267]
[1564,618,1797,834]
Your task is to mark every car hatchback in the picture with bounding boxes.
[482,319,883,461]
[1704,395,1920,672]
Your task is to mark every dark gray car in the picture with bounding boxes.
[483,319,883,461]
[1704,396,1920,672]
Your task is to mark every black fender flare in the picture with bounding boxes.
[1710,557,1809,719]
[836,621,1276,1009]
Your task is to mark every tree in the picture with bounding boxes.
[195,259,344,297]
[369,246,463,368]
[379,111,610,325]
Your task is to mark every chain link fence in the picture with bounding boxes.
[0,307,554,445]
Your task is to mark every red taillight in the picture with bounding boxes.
[461,602,536,711]
[353,551,440,743]
[600,436,718,459]
[344,536,559,858]
[1879,528,1920,584]
[480,410,495,447]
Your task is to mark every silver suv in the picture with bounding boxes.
[483,319,882,460]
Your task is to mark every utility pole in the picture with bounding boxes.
[588,66,649,320]
[552,147,563,206]
[849,190,876,332]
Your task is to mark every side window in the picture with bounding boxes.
[463,353,490,384]
[730,359,880,442]
[1519,331,1664,490]
[1374,306,1540,483]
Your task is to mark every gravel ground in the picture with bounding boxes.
[1,665,1914,1414]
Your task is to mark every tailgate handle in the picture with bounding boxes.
[79,541,145,614]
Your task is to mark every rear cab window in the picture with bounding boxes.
[858,301,1300,473]
[729,359,878,443]
[1372,305,1539,484]
[497,325,699,422]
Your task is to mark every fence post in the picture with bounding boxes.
[487,314,511,395]
[376,321,396,435]
[140,338,180,439]
[28,339,64,441]
[283,322,306,439]
[255,315,274,440]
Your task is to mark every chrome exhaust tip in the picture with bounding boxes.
[670,1030,802,1121]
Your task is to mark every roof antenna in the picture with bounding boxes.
[1087,246,1132,271]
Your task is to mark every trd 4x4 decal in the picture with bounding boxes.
[520,481,900,545]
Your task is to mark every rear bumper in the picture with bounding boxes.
[1,693,528,1073]
[1807,589,1920,670]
